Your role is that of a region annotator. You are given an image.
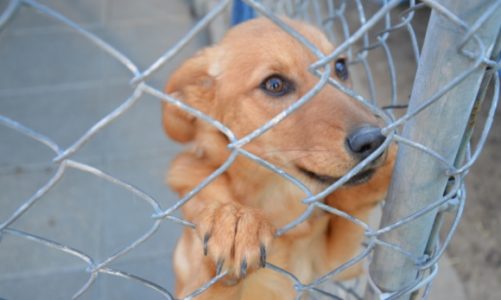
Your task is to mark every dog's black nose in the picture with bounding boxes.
[347,126,386,160]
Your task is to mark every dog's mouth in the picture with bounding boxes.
[297,166,376,187]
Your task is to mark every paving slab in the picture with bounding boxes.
[0,30,109,91]
[5,0,105,32]
[0,85,110,167]
[102,255,176,300]
[0,269,98,300]
[0,166,106,267]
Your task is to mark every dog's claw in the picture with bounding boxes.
[240,257,247,278]
[260,244,267,268]
[203,233,210,256]
[195,204,274,280]
[216,258,224,275]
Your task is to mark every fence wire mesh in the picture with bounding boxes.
[0,0,500,299]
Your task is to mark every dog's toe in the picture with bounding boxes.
[195,203,274,278]
[232,209,273,277]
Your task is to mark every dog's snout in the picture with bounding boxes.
[347,126,385,160]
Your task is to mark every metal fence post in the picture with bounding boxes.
[365,0,501,299]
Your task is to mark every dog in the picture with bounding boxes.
[162,17,396,300]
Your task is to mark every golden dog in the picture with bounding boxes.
[163,17,395,300]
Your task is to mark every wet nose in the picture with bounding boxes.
[346,126,386,160]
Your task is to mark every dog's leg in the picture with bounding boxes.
[323,208,371,280]
[168,152,274,298]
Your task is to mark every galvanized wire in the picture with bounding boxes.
[0,0,499,299]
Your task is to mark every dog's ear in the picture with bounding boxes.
[163,48,218,143]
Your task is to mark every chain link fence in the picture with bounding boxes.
[1,0,500,299]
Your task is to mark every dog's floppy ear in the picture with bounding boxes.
[163,48,217,143]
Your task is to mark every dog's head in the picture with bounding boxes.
[163,17,394,193]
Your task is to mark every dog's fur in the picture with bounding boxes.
[163,18,396,299]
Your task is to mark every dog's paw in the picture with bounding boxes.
[196,202,274,279]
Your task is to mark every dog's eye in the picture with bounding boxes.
[334,58,349,80]
[261,75,293,97]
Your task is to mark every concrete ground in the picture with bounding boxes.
[444,88,501,300]
[0,1,203,299]
[0,1,483,299]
